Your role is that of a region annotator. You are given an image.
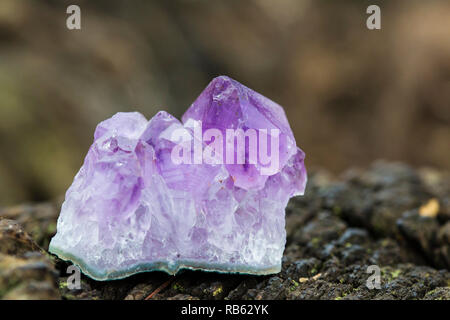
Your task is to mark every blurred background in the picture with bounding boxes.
[0,0,449,206]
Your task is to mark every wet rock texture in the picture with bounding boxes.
[0,161,449,300]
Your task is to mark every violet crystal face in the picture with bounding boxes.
[49,76,307,280]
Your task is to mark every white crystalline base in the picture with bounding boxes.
[49,245,281,281]
[48,176,289,281]
[49,192,288,281]
[49,195,286,281]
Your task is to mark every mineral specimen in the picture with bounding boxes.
[49,76,307,280]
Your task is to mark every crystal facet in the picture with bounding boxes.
[49,76,307,280]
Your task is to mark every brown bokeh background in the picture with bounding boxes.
[0,0,449,205]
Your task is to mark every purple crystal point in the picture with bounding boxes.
[182,76,298,190]
[49,76,307,280]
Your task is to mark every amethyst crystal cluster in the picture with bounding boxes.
[49,76,307,280]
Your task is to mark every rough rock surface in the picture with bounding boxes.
[0,161,449,300]
[0,219,59,299]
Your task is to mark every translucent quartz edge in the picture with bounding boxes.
[49,244,281,281]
